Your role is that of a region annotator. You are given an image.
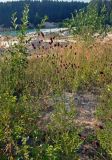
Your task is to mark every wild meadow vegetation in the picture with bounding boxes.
[0,2,112,160]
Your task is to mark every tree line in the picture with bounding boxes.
[0,0,88,28]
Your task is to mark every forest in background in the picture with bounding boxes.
[0,0,87,28]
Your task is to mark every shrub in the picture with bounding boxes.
[96,84,112,159]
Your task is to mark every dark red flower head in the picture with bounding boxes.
[41,32,45,38]
[31,43,36,49]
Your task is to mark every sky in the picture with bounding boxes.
[0,0,90,2]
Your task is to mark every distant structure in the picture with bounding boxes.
[0,25,12,32]
[44,22,59,29]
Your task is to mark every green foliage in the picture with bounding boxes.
[96,84,112,159]
[37,15,48,32]
[11,12,18,30]
[21,5,29,35]
[65,0,112,39]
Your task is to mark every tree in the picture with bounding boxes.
[0,0,88,28]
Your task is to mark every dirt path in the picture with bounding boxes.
[64,90,99,128]
[38,89,100,131]
[64,90,102,160]
[38,89,103,159]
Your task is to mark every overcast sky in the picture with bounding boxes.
[0,0,90,2]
